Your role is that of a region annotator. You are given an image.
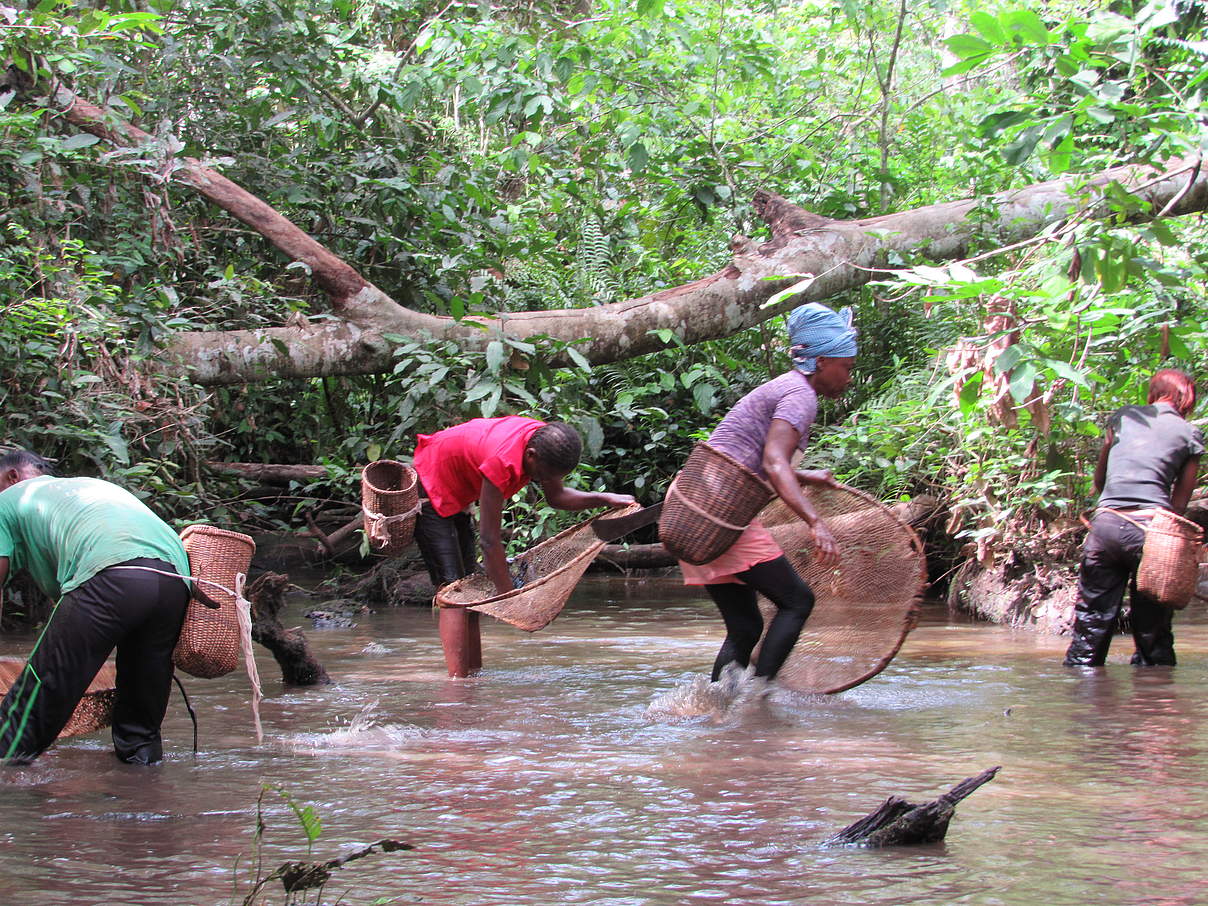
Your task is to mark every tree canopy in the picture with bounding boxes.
[2,0,1207,558]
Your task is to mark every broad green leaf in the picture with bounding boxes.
[946,33,994,59]
[759,274,816,310]
[464,381,497,403]
[969,11,1006,45]
[566,347,592,372]
[627,141,648,173]
[1003,128,1041,165]
[1044,360,1090,388]
[61,133,101,151]
[958,372,984,417]
[993,343,1027,375]
[1003,9,1051,45]
[486,340,505,372]
[942,53,993,77]
[1008,361,1038,403]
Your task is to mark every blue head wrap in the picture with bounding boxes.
[786,303,858,374]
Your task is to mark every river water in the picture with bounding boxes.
[2,576,1207,905]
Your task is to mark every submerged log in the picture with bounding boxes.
[823,766,1001,847]
[248,572,332,685]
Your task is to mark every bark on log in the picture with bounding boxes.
[30,80,1208,386]
[594,543,677,571]
[248,572,332,685]
[207,462,329,484]
[823,766,1001,847]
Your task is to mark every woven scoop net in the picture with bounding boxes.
[435,504,641,632]
[0,658,116,738]
[752,483,926,694]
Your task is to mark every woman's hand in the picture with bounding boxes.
[598,492,637,508]
[809,519,841,567]
[797,468,839,488]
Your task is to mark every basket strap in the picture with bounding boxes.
[113,566,263,743]
[363,501,423,546]
[112,565,233,610]
[1095,507,1160,533]
[666,475,753,533]
[232,572,264,744]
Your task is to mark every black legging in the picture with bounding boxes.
[705,556,815,680]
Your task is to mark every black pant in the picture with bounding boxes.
[0,558,189,765]
[1064,512,1175,667]
[413,500,478,587]
[705,556,816,680]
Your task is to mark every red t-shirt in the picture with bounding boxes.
[413,416,545,517]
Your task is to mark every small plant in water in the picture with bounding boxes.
[235,784,413,905]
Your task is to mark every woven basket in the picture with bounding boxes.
[174,524,256,678]
[751,483,926,694]
[436,504,641,632]
[361,460,420,556]
[658,443,775,565]
[0,658,116,738]
[1137,509,1202,610]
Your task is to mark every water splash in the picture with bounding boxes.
[286,700,427,752]
[643,664,771,724]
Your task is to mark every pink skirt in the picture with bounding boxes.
[679,520,784,586]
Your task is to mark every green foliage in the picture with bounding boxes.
[2,0,1208,560]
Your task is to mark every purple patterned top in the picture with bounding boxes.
[707,371,818,477]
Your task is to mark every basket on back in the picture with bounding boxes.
[752,483,926,694]
[1137,509,1202,610]
[435,504,641,632]
[0,658,116,738]
[659,443,775,565]
[174,524,256,679]
[361,460,420,556]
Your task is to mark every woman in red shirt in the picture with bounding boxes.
[413,417,634,595]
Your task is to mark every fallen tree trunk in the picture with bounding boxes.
[207,462,330,484]
[21,76,1208,386]
[594,543,677,571]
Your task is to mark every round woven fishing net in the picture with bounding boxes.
[752,483,926,693]
[435,504,641,632]
[0,658,117,738]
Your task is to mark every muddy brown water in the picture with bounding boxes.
[2,576,1207,905]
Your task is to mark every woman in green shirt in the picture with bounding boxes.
[0,450,191,764]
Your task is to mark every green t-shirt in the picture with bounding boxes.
[0,475,190,599]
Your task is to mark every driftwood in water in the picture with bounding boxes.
[248,572,332,685]
[277,839,413,894]
[823,766,1000,847]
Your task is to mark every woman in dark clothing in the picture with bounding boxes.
[1064,370,1203,667]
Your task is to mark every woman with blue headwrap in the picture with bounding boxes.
[678,302,857,688]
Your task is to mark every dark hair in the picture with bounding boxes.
[1148,369,1197,417]
[0,449,55,476]
[528,422,582,474]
